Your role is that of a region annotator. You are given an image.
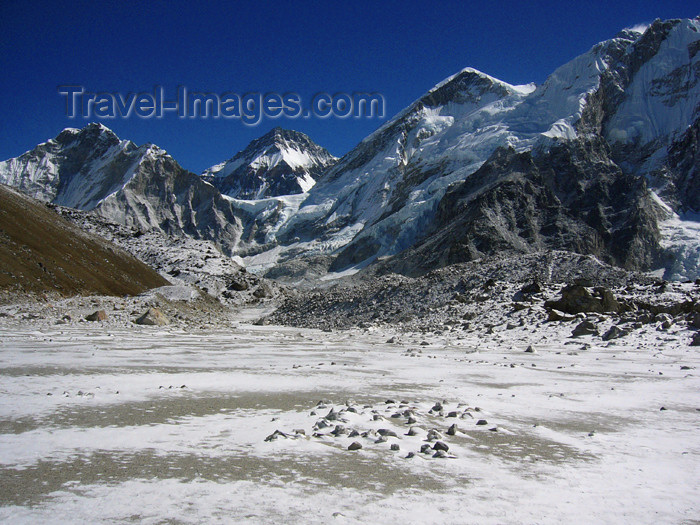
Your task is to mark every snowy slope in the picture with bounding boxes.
[202,127,336,199]
[243,18,700,279]
[0,123,149,209]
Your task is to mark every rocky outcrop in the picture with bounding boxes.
[379,140,664,277]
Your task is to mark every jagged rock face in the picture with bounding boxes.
[94,150,244,255]
[202,127,336,199]
[376,140,664,276]
[664,115,700,213]
[0,123,247,256]
[0,123,143,209]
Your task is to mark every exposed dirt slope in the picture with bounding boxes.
[0,184,169,297]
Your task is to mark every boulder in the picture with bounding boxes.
[545,285,621,314]
[85,310,107,322]
[135,307,169,326]
[572,320,599,337]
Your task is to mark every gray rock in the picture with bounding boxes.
[427,429,442,441]
[446,423,458,436]
[602,325,628,340]
[264,430,287,442]
[476,419,488,426]
[406,426,422,436]
[572,320,598,337]
[432,441,449,452]
[348,441,362,451]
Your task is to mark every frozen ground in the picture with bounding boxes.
[0,319,698,524]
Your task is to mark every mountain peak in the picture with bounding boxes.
[202,128,337,199]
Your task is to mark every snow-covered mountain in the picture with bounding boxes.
[243,17,700,280]
[1,17,699,281]
[201,127,336,199]
[0,123,245,255]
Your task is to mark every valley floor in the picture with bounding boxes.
[0,315,698,524]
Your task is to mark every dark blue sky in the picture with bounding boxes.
[0,1,697,173]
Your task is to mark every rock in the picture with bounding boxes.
[691,313,700,329]
[420,444,432,454]
[602,325,628,341]
[446,411,459,418]
[135,308,169,326]
[521,281,542,294]
[252,282,274,299]
[390,443,400,451]
[377,429,398,437]
[405,452,415,458]
[572,320,598,337]
[406,426,422,436]
[547,309,574,322]
[348,441,362,451]
[545,285,620,314]
[691,332,700,347]
[431,402,443,412]
[227,279,249,291]
[446,423,458,436]
[524,345,537,353]
[432,450,448,459]
[427,429,442,441]
[476,419,488,426]
[264,430,287,442]
[85,310,108,322]
[432,441,449,452]
[293,429,306,435]
[330,425,347,436]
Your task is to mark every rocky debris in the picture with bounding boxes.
[572,320,599,337]
[266,251,680,333]
[55,207,281,306]
[476,419,488,426]
[524,345,537,353]
[263,399,505,461]
[85,310,108,322]
[135,307,170,326]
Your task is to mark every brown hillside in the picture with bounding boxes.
[0,184,169,297]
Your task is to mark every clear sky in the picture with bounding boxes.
[0,1,697,173]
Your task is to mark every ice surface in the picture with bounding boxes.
[0,320,697,523]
